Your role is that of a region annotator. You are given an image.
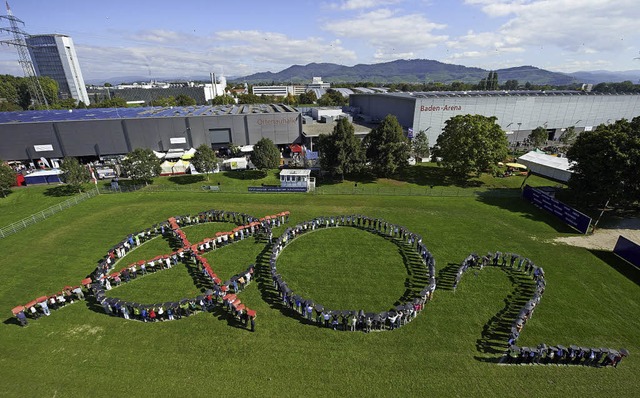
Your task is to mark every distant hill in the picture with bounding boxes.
[233,59,578,85]
[567,70,640,84]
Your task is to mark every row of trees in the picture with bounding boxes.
[236,88,346,106]
[0,74,81,111]
[315,114,508,181]
[316,115,423,179]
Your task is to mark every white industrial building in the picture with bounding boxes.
[350,91,640,145]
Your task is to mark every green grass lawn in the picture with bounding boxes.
[0,186,637,397]
[276,227,408,311]
[0,184,89,226]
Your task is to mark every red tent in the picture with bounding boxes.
[25,300,38,308]
[235,303,245,311]
[225,294,236,302]
[81,277,93,286]
[246,309,256,317]
[289,144,303,153]
[36,296,48,303]
[221,286,229,292]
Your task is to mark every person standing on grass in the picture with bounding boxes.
[16,310,28,326]
[306,303,313,321]
[250,314,256,332]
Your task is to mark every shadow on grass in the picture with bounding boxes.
[474,266,536,363]
[223,170,272,181]
[168,175,205,185]
[43,185,79,197]
[317,171,377,187]
[475,189,577,234]
[396,165,484,188]
[3,316,22,327]
[436,263,462,291]
[589,249,640,286]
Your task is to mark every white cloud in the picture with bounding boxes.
[546,59,613,73]
[132,29,198,44]
[460,0,640,54]
[324,8,447,58]
[328,0,403,10]
[75,29,358,80]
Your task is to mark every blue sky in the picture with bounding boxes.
[1,0,639,82]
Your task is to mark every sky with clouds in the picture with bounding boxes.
[1,0,639,81]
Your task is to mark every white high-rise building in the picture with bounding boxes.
[25,34,90,105]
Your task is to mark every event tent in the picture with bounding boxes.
[518,151,574,182]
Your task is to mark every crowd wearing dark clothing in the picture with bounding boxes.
[269,215,437,332]
[453,251,629,368]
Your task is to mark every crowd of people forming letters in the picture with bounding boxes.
[453,252,629,367]
[9,209,628,367]
[12,209,291,332]
[269,215,437,332]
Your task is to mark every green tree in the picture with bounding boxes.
[237,93,263,104]
[567,117,640,207]
[411,130,430,160]
[122,148,161,185]
[284,93,298,106]
[317,118,365,180]
[0,74,21,107]
[298,90,317,105]
[559,126,577,147]
[211,95,235,105]
[250,137,280,175]
[0,160,15,197]
[175,94,196,106]
[362,114,410,177]
[503,79,519,90]
[0,101,22,112]
[491,71,499,90]
[528,126,548,148]
[151,96,177,107]
[432,114,508,177]
[60,157,90,193]
[191,144,218,181]
[317,89,348,106]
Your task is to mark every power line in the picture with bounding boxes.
[0,1,48,109]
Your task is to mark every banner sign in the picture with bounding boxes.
[170,137,187,144]
[248,186,308,193]
[613,236,640,267]
[522,185,592,234]
[34,144,53,152]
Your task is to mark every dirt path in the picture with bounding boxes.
[553,218,640,251]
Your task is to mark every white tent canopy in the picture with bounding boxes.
[518,151,575,182]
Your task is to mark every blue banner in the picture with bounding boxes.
[248,186,308,193]
[522,185,592,234]
[613,236,640,267]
